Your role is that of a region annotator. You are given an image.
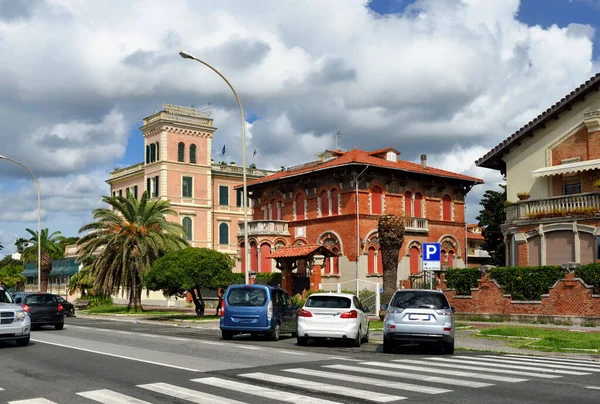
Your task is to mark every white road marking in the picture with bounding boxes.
[585,386,600,390]
[31,339,202,372]
[423,357,591,375]
[239,372,403,402]
[390,359,560,378]
[353,363,505,385]
[331,357,363,362]
[505,354,600,366]
[116,331,132,335]
[168,337,189,341]
[138,382,247,404]
[475,355,600,372]
[284,368,452,394]
[193,377,344,404]
[77,389,152,403]
[277,350,307,355]
[9,400,58,404]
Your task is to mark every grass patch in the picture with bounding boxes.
[86,305,192,316]
[370,320,383,330]
[478,326,600,352]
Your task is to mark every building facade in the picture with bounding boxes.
[465,224,491,268]
[237,148,483,291]
[477,73,600,266]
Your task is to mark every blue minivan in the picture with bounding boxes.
[220,285,298,341]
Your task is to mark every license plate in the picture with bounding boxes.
[408,314,430,321]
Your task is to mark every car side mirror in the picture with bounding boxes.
[381,304,388,311]
[451,307,456,313]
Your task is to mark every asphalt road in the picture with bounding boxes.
[1,317,599,403]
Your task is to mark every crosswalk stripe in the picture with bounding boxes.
[504,354,600,366]
[476,355,600,372]
[354,362,517,384]
[77,389,152,403]
[193,377,344,404]
[391,359,560,378]
[8,400,58,404]
[138,382,247,404]
[423,357,591,375]
[239,372,404,402]
[283,367,452,394]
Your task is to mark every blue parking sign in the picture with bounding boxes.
[422,242,441,271]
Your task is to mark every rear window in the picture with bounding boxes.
[24,295,57,305]
[390,291,449,309]
[227,288,267,307]
[305,296,351,309]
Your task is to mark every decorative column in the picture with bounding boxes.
[310,255,325,291]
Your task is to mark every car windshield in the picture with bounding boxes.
[24,294,56,305]
[226,288,267,307]
[305,296,351,309]
[0,290,14,304]
[390,291,449,309]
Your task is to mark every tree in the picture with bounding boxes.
[145,247,236,316]
[378,215,405,306]
[0,241,3,251]
[0,262,26,290]
[77,191,188,312]
[14,237,29,254]
[22,228,66,292]
[476,184,507,266]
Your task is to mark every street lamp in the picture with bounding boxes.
[0,155,42,292]
[179,50,250,284]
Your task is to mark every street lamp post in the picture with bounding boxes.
[179,51,250,284]
[0,155,42,292]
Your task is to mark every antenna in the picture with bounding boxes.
[335,130,345,150]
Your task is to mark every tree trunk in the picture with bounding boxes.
[189,287,205,317]
[381,247,400,306]
[40,252,52,292]
[378,215,405,307]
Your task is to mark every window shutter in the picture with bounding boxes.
[190,144,197,164]
[219,186,229,206]
[134,185,138,199]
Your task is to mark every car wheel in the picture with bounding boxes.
[362,327,369,343]
[16,336,30,347]
[67,308,75,317]
[444,340,455,355]
[55,323,64,330]
[270,322,281,341]
[383,338,393,354]
[297,337,308,346]
[353,328,361,347]
[222,330,234,340]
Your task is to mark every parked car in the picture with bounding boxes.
[220,285,298,341]
[12,292,65,330]
[296,292,370,347]
[381,289,455,354]
[0,286,31,346]
[55,296,75,317]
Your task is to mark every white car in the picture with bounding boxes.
[0,287,31,347]
[296,292,370,347]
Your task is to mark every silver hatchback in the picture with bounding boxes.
[382,289,455,354]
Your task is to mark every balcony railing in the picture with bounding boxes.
[468,249,491,258]
[238,220,290,237]
[506,192,600,222]
[405,217,428,232]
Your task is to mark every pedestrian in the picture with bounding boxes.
[216,287,224,315]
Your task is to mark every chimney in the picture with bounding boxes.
[420,154,427,169]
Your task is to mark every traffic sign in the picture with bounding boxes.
[422,242,441,271]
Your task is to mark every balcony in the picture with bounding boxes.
[506,192,600,224]
[468,249,491,258]
[405,217,429,233]
[238,220,290,237]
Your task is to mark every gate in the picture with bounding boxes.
[292,268,310,295]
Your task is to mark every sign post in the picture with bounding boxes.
[422,243,441,290]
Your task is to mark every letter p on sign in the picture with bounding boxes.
[423,242,440,261]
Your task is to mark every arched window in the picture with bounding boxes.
[320,191,329,216]
[331,189,339,215]
[410,246,419,274]
[295,193,306,220]
[156,142,160,161]
[178,142,185,162]
[442,194,452,221]
[260,243,271,272]
[145,145,150,164]
[368,247,376,274]
[219,223,228,245]
[271,199,278,220]
[150,143,156,163]
[377,248,383,274]
[447,250,454,268]
[371,186,382,214]
[250,242,258,272]
[189,144,197,164]
[414,192,423,217]
[405,192,413,217]
[182,217,192,241]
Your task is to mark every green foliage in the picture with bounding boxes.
[445,268,481,295]
[476,184,506,266]
[488,265,563,301]
[22,228,66,262]
[0,256,20,269]
[0,262,26,289]
[68,267,95,296]
[254,272,282,286]
[229,272,246,285]
[575,263,600,294]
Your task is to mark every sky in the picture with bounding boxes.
[0,0,599,256]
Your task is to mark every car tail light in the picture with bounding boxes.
[340,310,358,319]
[299,309,313,317]
[388,324,396,329]
[436,308,453,315]
[267,301,273,319]
[220,304,225,317]
[58,303,63,312]
[21,304,30,313]
[444,327,452,332]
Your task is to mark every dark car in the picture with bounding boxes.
[55,296,75,317]
[12,292,65,330]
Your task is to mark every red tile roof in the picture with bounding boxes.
[476,72,600,170]
[265,244,337,259]
[467,232,485,240]
[244,148,483,188]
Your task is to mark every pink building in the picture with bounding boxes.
[107,105,273,271]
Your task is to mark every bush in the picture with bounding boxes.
[488,265,563,301]
[575,263,600,294]
[445,268,481,295]
[254,272,282,286]
[85,295,113,307]
[227,272,246,285]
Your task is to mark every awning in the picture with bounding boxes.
[51,259,79,276]
[22,264,38,278]
[61,260,80,276]
[532,159,600,178]
[50,260,66,276]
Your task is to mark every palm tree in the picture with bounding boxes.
[14,237,29,254]
[77,191,188,312]
[378,215,405,307]
[0,242,3,251]
[22,229,66,292]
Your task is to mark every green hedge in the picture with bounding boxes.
[488,265,563,301]
[254,272,282,286]
[575,263,600,294]
[445,268,481,295]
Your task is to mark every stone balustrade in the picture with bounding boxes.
[405,217,429,232]
[506,192,600,223]
[238,220,290,237]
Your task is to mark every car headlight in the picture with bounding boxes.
[15,311,26,322]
